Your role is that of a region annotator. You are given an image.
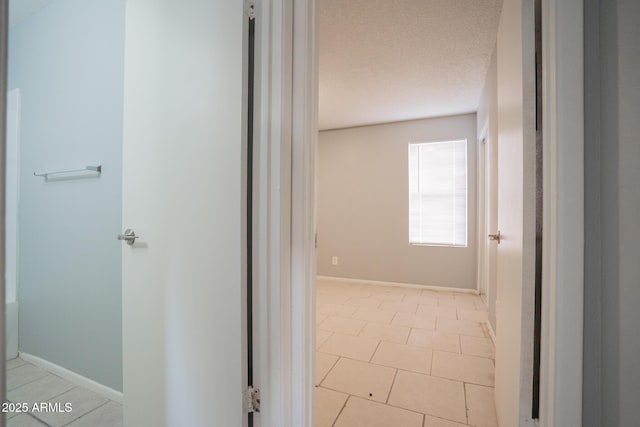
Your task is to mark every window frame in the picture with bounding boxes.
[408,138,469,248]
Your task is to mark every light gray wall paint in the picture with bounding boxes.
[8,0,124,391]
[584,0,640,424]
[476,49,498,331]
[317,114,478,289]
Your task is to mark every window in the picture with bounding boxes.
[409,139,468,246]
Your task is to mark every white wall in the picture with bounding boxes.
[317,114,478,289]
[8,0,125,390]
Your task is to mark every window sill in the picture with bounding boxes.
[409,243,468,248]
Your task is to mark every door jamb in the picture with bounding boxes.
[255,0,584,425]
[251,0,316,426]
[0,1,8,425]
[539,0,584,425]
[477,118,491,301]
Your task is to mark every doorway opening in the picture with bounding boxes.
[312,2,503,425]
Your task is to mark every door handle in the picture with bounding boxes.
[118,228,139,246]
[488,230,501,244]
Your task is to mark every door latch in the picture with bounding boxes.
[117,229,139,246]
[488,230,501,244]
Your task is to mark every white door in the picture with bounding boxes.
[121,1,246,426]
[494,0,537,425]
[479,126,499,332]
[486,130,499,333]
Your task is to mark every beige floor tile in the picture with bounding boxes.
[334,396,423,427]
[371,342,432,374]
[65,402,123,427]
[8,374,75,405]
[407,329,461,353]
[437,318,485,337]
[7,364,49,391]
[370,291,405,302]
[475,301,489,312]
[440,299,477,310]
[316,329,333,349]
[436,297,456,308]
[317,303,358,317]
[388,370,466,423]
[315,352,339,385]
[353,307,395,324]
[319,316,367,335]
[7,414,47,427]
[420,290,441,298]
[371,285,403,293]
[33,387,108,427]
[379,300,418,313]
[392,312,436,330]
[431,351,494,386]
[313,280,497,427]
[417,305,458,320]
[6,358,27,371]
[454,294,483,303]
[457,309,489,323]
[436,291,456,298]
[465,384,498,427]
[314,387,348,427]
[336,290,372,300]
[316,314,329,325]
[321,358,396,402]
[403,295,439,306]
[424,415,468,426]
[344,297,384,308]
[318,333,381,361]
[360,322,410,344]
[400,288,423,296]
[460,336,495,359]
[317,294,351,306]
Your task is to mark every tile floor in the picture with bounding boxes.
[315,278,498,427]
[5,357,123,427]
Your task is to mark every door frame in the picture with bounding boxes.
[254,0,583,425]
[477,118,491,302]
[539,0,584,424]
[0,0,8,424]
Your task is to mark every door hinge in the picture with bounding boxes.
[244,0,256,20]
[243,386,260,413]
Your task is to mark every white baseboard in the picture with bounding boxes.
[317,275,479,295]
[485,320,497,345]
[18,352,123,404]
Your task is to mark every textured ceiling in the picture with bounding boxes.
[319,0,503,130]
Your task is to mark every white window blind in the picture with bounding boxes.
[409,140,468,246]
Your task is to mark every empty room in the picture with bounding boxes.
[313,1,502,425]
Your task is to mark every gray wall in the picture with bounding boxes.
[8,0,124,391]
[583,0,640,424]
[317,114,478,289]
[476,49,498,331]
